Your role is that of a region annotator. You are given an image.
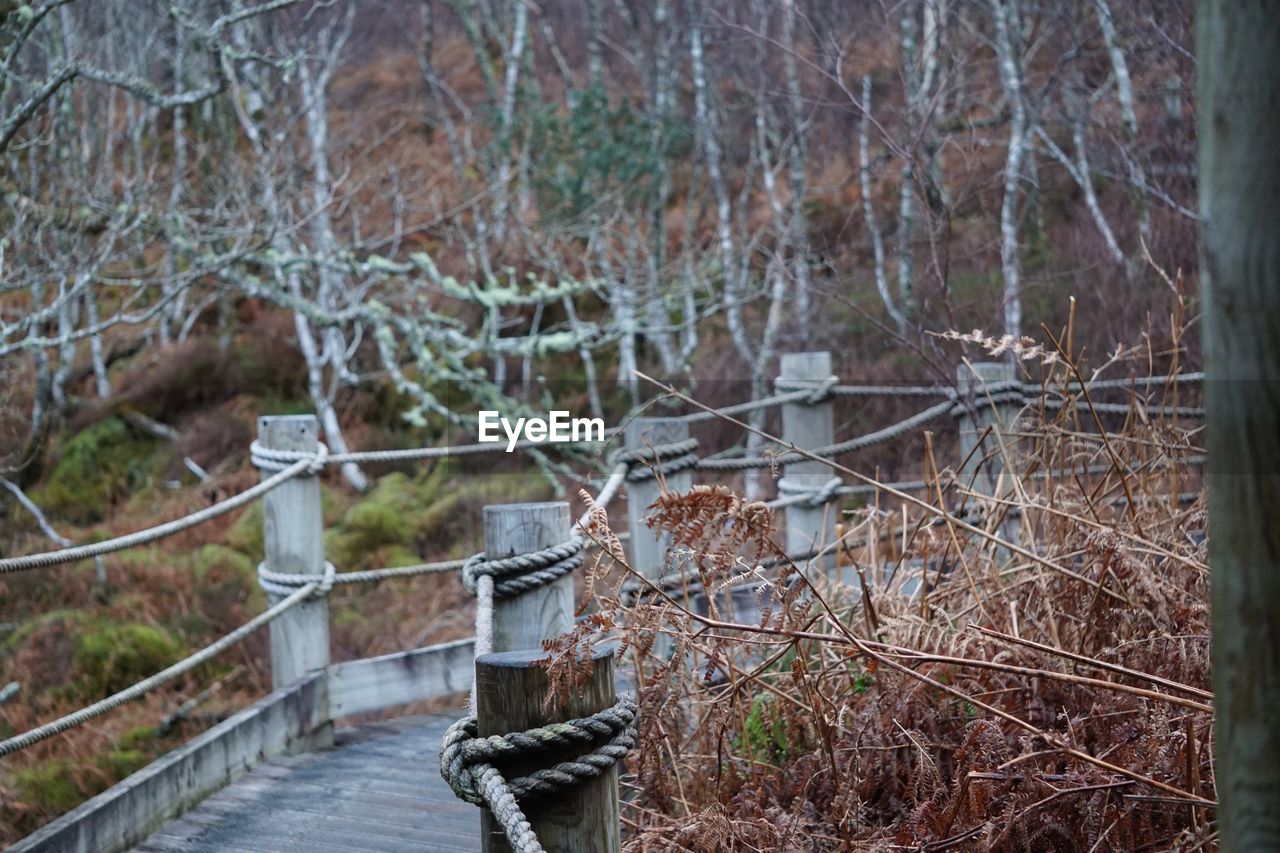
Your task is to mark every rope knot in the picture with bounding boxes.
[257,560,336,598]
[440,695,638,852]
[777,476,844,509]
[462,536,585,599]
[249,439,330,475]
[610,437,700,482]
[950,379,1024,418]
[775,374,838,405]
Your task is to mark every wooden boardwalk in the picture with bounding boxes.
[132,714,479,853]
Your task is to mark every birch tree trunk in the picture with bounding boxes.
[860,76,907,332]
[990,0,1026,343]
[687,0,752,366]
[1200,1,1280,847]
[1093,0,1150,249]
[299,49,368,492]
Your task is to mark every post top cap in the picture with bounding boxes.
[477,643,615,669]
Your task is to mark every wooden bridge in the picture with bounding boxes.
[131,713,476,853]
[0,356,1202,852]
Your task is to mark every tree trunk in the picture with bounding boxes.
[1199,1,1280,848]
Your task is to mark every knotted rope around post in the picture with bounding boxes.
[610,437,700,482]
[774,374,839,404]
[776,475,844,509]
[950,378,1024,417]
[462,538,586,600]
[249,439,330,474]
[440,695,638,853]
[462,535,586,664]
[256,560,337,598]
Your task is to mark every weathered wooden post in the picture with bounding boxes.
[475,647,621,853]
[778,352,839,572]
[624,417,692,583]
[1201,2,1280,843]
[954,362,1020,507]
[484,502,574,653]
[258,415,332,745]
[954,362,1022,566]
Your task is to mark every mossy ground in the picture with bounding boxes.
[28,417,164,525]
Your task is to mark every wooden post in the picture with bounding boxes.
[779,352,838,572]
[1200,2,1280,844]
[624,417,692,583]
[954,362,1020,506]
[484,502,574,653]
[475,647,620,853]
[258,416,331,692]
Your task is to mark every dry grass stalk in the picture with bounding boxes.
[546,338,1212,851]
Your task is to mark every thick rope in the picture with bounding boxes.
[611,437,700,482]
[440,695,638,853]
[1038,371,1204,392]
[697,399,956,471]
[248,439,329,473]
[257,560,337,598]
[0,582,316,757]
[462,539,585,600]
[329,558,468,585]
[831,383,955,398]
[673,388,815,422]
[773,375,839,404]
[775,476,844,509]
[1037,397,1205,417]
[0,458,316,574]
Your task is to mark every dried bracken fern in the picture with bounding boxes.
[595,335,1212,852]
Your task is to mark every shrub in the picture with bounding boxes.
[226,503,264,559]
[559,355,1211,851]
[30,418,161,525]
[72,622,184,696]
[14,761,81,813]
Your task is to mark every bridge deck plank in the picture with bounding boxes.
[132,713,479,853]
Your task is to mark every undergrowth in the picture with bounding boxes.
[558,338,1212,851]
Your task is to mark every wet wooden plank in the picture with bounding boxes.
[128,714,479,852]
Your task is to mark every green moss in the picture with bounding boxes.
[14,760,81,812]
[73,622,184,695]
[12,748,151,815]
[118,725,157,749]
[96,749,149,778]
[193,544,255,583]
[2,608,82,656]
[322,463,553,571]
[383,545,421,568]
[327,470,441,569]
[226,503,264,558]
[31,417,162,525]
[343,476,414,548]
[192,543,263,618]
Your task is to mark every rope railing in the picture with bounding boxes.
[1037,396,1206,417]
[0,581,318,757]
[0,462,638,757]
[0,361,1211,851]
[0,371,1204,574]
[697,398,958,472]
[1039,371,1204,392]
[0,456,318,574]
